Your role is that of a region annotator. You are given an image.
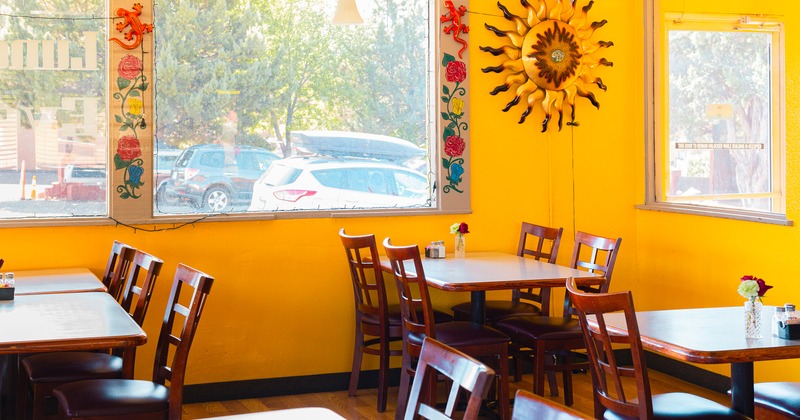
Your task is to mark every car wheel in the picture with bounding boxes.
[203,187,232,212]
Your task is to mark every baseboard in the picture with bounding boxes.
[183,350,730,403]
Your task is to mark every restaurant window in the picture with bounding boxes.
[644,6,788,224]
[0,0,107,220]
[152,0,447,217]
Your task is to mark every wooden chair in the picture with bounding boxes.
[52,264,214,420]
[753,382,800,419]
[452,222,563,323]
[511,389,589,420]
[404,337,495,420]
[383,238,511,420]
[339,228,402,413]
[19,250,164,420]
[494,231,622,406]
[102,240,137,301]
[566,279,748,419]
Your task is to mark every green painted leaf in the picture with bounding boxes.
[441,96,449,103]
[115,115,124,123]
[443,127,456,140]
[114,154,127,170]
[441,112,450,121]
[117,77,131,90]
[120,125,129,132]
[129,90,140,97]
[138,82,148,91]
[443,85,450,95]
[442,158,450,169]
[448,121,457,129]
[120,192,130,199]
[442,53,455,67]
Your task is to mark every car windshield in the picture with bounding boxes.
[261,164,302,186]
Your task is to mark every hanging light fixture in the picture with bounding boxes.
[332,0,363,24]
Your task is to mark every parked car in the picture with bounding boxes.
[290,130,426,165]
[159,144,280,212]
[154,148,182,202]
[248,156,430,212]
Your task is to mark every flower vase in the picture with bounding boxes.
[454,233,465,258]
[744,297,763,339]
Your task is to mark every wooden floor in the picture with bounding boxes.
[182,369,732,419]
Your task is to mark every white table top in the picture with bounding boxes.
[13,268,105,295]
[205,407,345,419]
[399,252,601,292]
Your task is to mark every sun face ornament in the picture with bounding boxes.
[481,0,613,132]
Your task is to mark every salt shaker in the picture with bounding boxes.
[785,303,797,321]
[773,306,786,336]
[436,240,446,258]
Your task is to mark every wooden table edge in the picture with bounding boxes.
[0,333,146,355]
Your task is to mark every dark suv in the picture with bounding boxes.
[159,144,280,212]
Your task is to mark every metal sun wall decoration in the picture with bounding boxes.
[441,1,470,194]
[110,3,153,199]
[481,0,612,132]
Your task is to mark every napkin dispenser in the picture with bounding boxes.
[779,321,800,340]
[0,287,14,301]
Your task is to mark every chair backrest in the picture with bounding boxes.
[563,231,622,318]
[102,240,137,301]
[404,337,495,420]
[383,238,435,359]
[119,249,164,326]
[339,229,389,329]
[512,389,589,420]
[566,279,652,419]
[515,222,564,315]
[151,263,214,420]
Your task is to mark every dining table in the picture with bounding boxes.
[13,267,105,295]
[381,252,603,324]
[598,305,800,418]
[0,292,147,419]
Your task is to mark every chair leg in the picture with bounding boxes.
[513,354,522,382]
[497,345,510,420]
[377,335,389,412]
[533,342,547,397]
[562,352,573,406]
[348,327,364,397]
[395,361,412,420]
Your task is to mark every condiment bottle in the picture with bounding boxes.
[773,306,786,336]
[785,303,797,321]
[436,240,446,258]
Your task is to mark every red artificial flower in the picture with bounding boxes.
[458,222,469,234]
[117,135,142,160]
[445,61,467,83]
[117,54,143,80]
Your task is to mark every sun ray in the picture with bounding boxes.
[481,0,610,131]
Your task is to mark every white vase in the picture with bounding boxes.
[744,298,763,339]
[454,234,465,258]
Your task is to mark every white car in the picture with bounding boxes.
[248,157,430,211]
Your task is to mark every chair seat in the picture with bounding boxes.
[53,379,169,417]
[754,382,800,417]
[22,352,123,383]
[362,305,454,326]
[494,315,582,341]
[451,300,541,322]
[408,321,510,348]
[603,392,749,419]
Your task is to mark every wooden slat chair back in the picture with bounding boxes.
[339,228,401,412]
[404,338,495,420]
[102,240,137,301]
[514,222,564,316]
[511,389,590,420]
[53,264,214,420]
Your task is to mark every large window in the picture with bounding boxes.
[644,6,787,224]
[152,0,436,216]
[0,1,107,220]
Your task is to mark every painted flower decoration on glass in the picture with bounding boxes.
[113,53,148,199]
[480,0,613,132]
[738,275,773,300]
[441,55,469,193]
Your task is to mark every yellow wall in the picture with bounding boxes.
[10,0,800,387]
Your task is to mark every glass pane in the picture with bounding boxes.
[666,29,773,212]
[0,1,107,218]
[153,0,432,215]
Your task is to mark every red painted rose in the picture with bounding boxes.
[118,54,143,80]
[117,135,142,160]
[444,135,465,157]
[445,61,467,83]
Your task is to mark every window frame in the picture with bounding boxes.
[641,1,791,226]
[0,0,472,228]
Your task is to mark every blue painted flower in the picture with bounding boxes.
[450,163,464,183]
[128,165,144,184]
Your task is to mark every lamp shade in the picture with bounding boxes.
[332,0,363,24]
